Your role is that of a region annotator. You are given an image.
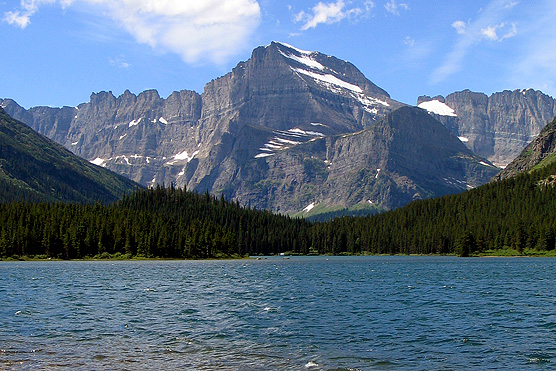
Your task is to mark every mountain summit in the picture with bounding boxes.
[2,42,498,214]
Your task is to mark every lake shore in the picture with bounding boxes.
[4,248,556,261]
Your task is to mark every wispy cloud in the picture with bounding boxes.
[109,56,130,69]
[3,0,262,65]
[480,22,517,41]
[384,0,409,16]
[3,0,69,29]
[431,0,519,84]
[404,36,415,48]
[293,0,375,31]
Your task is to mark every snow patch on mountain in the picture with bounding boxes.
[279,50,325,71]
[443,177,469,188]
[91,157,106,167]
[128,117,143,127]
[303,202,315,213]
[287,128,325,137]
[275,41,312,55]
[418,100,457,117]
[292,68,363,93]
[166,150,199,165]
[356,94,389,108]
[458,136,469,142]
[274,137,302,145]
[254,127,325,158]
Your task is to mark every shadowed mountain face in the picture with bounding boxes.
[418,89,556,168]
[2,42,499,213]
[0,108,139,203]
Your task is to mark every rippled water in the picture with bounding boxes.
[1,256,556,370]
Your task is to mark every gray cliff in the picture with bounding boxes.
[418,89,556,168]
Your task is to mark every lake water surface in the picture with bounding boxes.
[1,256,556,370]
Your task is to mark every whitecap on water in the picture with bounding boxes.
[305,361,319,368]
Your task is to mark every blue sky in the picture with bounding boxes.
[2,0,556,109]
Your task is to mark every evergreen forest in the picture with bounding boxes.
[1,160,556,260]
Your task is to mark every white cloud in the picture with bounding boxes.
[3,10,32,28]
[3,0,60,28]
[3,0,261,64]
[385,0,409,16]
[480,22,517,41]
[294,0,373,30]
[452,20,467,35]
[480,24,499,40]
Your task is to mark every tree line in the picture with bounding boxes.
[1,161,556,259]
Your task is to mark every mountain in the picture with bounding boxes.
[0,107,139,203]
[417,89,556,168]
[2,41,497,213]
[494,115,556,181]
[227,106,498,213]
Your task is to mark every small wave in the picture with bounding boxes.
[305,361,319,368]
[14,310,32,316]
[263,306,279,313]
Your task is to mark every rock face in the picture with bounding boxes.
[2,42,498,213]
[494,116,556,180]
[229,106,498,212]
[418,89,556,168]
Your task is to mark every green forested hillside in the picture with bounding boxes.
[1,159,555,259]
[0,108,139,203]
[0,186,311,259]
[317,162,556,256]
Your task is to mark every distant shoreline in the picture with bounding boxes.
[3,250,556,262]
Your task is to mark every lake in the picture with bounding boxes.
[1,256,555,370]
